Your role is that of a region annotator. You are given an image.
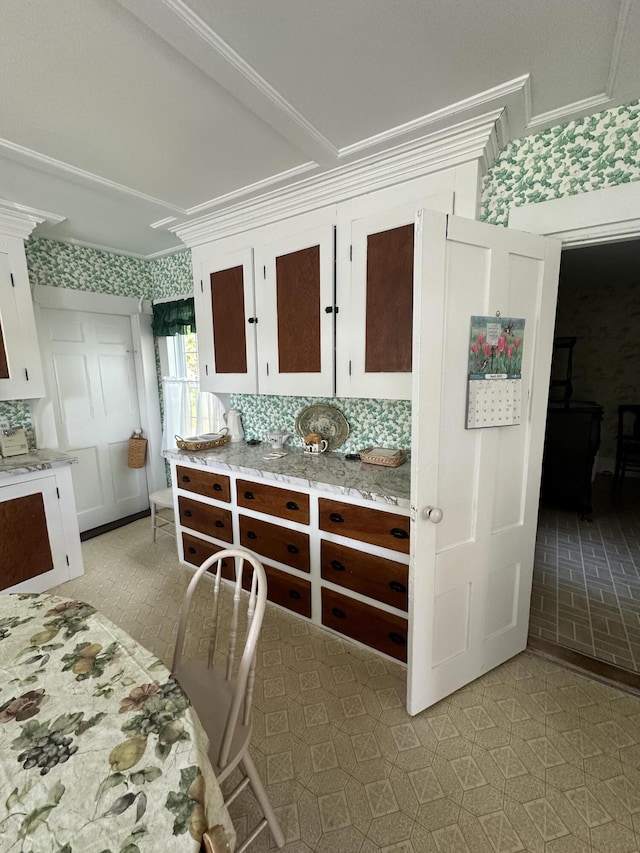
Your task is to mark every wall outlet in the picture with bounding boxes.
[0,419,9,431]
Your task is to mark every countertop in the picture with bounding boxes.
[164,442,411,508]
[0,448,78,479]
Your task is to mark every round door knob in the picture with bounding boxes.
[422,505,443,523]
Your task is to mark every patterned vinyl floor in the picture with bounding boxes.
[530,475,640,672]
[53,514,640,852]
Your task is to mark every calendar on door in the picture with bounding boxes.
[466,315,526,429]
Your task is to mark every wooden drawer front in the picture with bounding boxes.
[181,533,234,581]
[237,479,310,524]
[321,540,408,610]
[176,465,231,502]
[239,514,310,572]
[242,563,312,618]
[321,588,408,662]
[318,498,410,554]
[178,496,233,542]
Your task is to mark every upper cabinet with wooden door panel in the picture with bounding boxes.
[195,247,258,394]
[335,193,454,400]
[0,235,45,400]
[255,223,335,397]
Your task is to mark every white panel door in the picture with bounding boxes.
[41,308,149,532]
[407,211,561,715]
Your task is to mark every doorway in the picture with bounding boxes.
[529,238,640,675]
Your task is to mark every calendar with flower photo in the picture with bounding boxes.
[468,316,526,380]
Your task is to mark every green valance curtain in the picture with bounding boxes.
[152,298,196,336]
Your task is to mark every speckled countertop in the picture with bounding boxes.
[164,442,411,508]
[0,449,78,480]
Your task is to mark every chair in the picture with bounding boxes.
[149,487,175,542]
[613,405,640,489]
[172,549,285,852]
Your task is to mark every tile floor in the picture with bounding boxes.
[530,475,640,671]
[54,516,640,852]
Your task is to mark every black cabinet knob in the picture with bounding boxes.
[213,483,222,492]
[247,531,257,540]
[289,589,302,600]
[181,475,191,483]
[215,520,224,528]
[331,607,346,619]
[389,632,406,645]
[390,527,409,540]
[286,544,299,554]
[324,306,334,313]
[184,510,192,517]
[188,546,196,554]
[244,491,255,500]
[330,559,346,572]
[389,580,407,593]
[329,512,344,524]
[248,317,257,324]
[286,501,299,511]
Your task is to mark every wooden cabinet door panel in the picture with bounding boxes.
[0,491,53,590]
[181,533,235,581]
[178,496,233,542]
[319,498,410,554]
[321,540,408,610]
[176,466,231,502]
[237,479,310,524]
[239,514,310,572]
[321,588,408,662]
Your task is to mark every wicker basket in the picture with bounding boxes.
[359,447,407,468]
[128,434,148,468]
[175,431,230,452]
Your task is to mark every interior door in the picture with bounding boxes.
[40,308,149,532]
[407,210,561,715]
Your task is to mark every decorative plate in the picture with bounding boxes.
[295,404,350,450]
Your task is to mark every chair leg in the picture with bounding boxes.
[240,753,285,848]
[150,500,157,542]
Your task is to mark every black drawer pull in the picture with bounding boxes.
[246,531,257,540]
[389,632,406,645]
[181,474,191,483]
[188,546,196,555]
[331,607,346,619]
[330,559,346,572]
[329,512,344,524]
[213,483,222,492]
[221,559,228,567]
[286,501,299,511]
[215,520,224,528]
[289,589,302,600]
[244,491,255,500]
[389,581,406,593]
[286,544,299,555]
[184,510,192,517]
[390,527,409,540]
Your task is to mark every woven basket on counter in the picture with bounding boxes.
[175,431,230,452]
[359,447,407,468]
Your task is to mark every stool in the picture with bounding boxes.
[149,488,175,542]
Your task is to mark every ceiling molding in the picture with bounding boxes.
[0,137,183,213]
[117,0,338,164]
[0,200,61,240]
[606,0,631,96]
[52,236,186,261]
[339,75,530,160]
[174,111,502,247]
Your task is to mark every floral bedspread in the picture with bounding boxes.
[0,594,235,853]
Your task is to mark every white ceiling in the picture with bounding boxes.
[0,0,639,258]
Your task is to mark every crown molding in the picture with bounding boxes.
[174,110,502,247]
[0,200,64,239]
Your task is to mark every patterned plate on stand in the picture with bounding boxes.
[295,404,350,450]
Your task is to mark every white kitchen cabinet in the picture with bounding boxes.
[255,223,335,397]
[0,463,83,593]
[195,247,258,394]
[0,237,45,400]
[194,214,335,398]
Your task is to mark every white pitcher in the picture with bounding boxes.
[224,409,244,443]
